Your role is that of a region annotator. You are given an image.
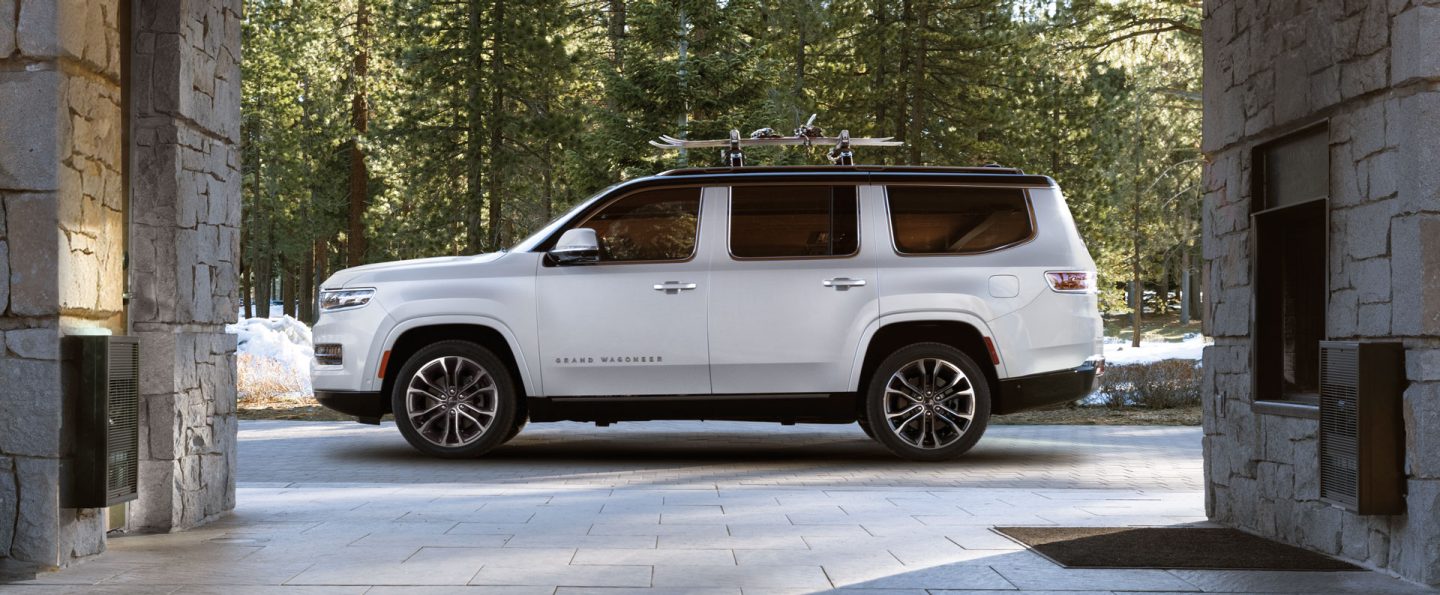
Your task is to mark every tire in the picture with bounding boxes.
[864,342,991,462]
[502,415,528,444]
[391,340,518,458]
[857,418,876,439]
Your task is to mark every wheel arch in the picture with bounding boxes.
[380,319,536,413]
[850,316,1005,415]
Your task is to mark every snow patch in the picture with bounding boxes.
[1103,332,1209,366]
[227,315,314,393]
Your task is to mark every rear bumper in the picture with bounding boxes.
[315,390,388,423]
[993,361,1100,415]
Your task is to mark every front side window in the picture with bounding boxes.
[888,186,1032,254]
[574,187,700,262]
[729,185,858,258]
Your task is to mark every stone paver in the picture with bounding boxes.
[1,421,1429,593]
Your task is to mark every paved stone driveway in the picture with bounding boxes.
[4,421,1430,593]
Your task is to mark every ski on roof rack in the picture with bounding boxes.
[649,114,903,166]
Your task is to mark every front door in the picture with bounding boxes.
[536,186,712,396]
[707,184,880,394]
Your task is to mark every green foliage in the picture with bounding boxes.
[241,0,1203,321]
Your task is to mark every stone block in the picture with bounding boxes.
[1340,50,1388,100]
[4,193,58,316]
[1211,287,1252,336]
[0,455,13,557]
[6,327,58,360]
[128,459,177,532]
[10,457,59,565]
[1396,91,1440,216]
[1357,302,1391,336]
[1364,150,1399,201]
[1403,383,1440,479]
[0,71,61,191]
[1340,514,1371,561]
[1330,143,1363,208]
[1344,200,1395,259]
[0,0,14,57]
[1391,215,1440,335]
[13,0,55,57]
[0,239,9,314]
[0,357,60,457]
[1368,528,1390,567]
[1394,4,1440,84]
[1328,288,1359,338]
[1393,479,1440,585]
[1298,503,1343,553]
[1407,348,1440,382]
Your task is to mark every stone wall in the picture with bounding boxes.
[126,0,241,532]
[1202,0,1440,585]
[0,0,241,567]
[0,0,125,566]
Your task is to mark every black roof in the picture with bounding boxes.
[658,165,1026,176]
[641,165,1054,187]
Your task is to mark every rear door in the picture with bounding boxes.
[706,184,881,394]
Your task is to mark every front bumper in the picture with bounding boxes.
[993,360,1100,415]
[315,390,388,424]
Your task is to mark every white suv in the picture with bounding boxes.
[311,166,1103,461]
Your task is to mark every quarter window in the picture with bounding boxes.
[575,187,700,262]
[729,185,858,258]
[888,186,1032,254]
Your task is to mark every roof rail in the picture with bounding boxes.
[656,165,1026,176]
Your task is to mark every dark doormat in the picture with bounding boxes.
[993,527,1363,571]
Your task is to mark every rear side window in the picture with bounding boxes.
[887,186,1032,254]
[576,187,701,262]
[730,185,858,258]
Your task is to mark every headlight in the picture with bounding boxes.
[318,288,375,312]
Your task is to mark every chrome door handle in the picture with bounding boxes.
[653,281,698,293]
[823,277,867,289]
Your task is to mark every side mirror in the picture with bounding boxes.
[549,228,600,265]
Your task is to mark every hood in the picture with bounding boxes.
[322,252,506,289]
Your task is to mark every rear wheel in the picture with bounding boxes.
[391,341,518,458]
[864,343,990,462]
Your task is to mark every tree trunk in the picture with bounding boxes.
[608,0,625,66]
[1180,243,1192,324]
[904,0,927,164]
[1157,255,1170,316]
[1190,263,1203,321]
[464,0,486,253]
[347,0,370,267]
[282,258,297,318]
[240,264,252,319]
[300,243,315,322]
[485,0,506,252]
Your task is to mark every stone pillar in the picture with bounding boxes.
[0,0,125,566]
[126,0,241,532]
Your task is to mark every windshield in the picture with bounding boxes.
[509,181,626,253]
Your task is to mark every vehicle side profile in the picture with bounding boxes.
[311,165,1104,461]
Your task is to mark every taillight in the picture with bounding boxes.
[1045,271,1095,293]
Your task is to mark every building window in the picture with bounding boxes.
[1252,125,1328,405]
[729,185,858,258]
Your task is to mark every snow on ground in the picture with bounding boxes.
[1103,332,1209,366]
[227,315,314,394]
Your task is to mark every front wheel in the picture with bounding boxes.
[864,343,991,462]
[391,341,518,458]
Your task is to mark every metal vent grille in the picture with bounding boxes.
[1319,344,1359,507]
[105,339,140,503]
